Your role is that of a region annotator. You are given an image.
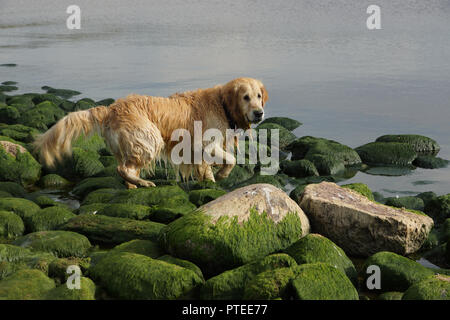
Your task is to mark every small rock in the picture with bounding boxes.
[402,274,450,300]
[376,134,440,154]
[355,142,417,166]
[0,269,55,300]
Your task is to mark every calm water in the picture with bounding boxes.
[1,0,450,197]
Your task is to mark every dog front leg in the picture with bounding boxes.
[214,150,236,180]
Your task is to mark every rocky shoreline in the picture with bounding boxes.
[0,82,449,300]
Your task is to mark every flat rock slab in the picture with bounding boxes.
[299,182,433,257]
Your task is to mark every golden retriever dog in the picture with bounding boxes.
[34,77,268,188]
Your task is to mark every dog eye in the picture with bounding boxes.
[243,95,250,101]
[257,93,262,99]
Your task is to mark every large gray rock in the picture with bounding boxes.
[299,182,433,256]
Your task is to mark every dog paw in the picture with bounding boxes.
[140,180,156,188]
[126,182,138,189]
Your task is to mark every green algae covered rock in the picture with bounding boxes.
[71,147,105,178]
[424,194,450,222]
[232,173,286,190]
[217,165,254,190]
[280,159,319,178]
[284,234,357,284]
[110,185,188,206]
[413,155,449,169]
[242,266,298,299]
[31,93,64,106]
[157,255,204,281]
[376,134,440,154]
[363,251,435,292]
[0,269,55,300]
[306,154,346,176]
[38,174,71,189]
[81,188,118,205]
[160,209,305,277]
[0,182,26,198]
[341,183,374,201]
[287,136,362,166]
[0,124,39,143]
[0,210,25,238]
[48,257,90,283]
[28,206,76,232]
[255,122,297,149]
[41,86,81,99]
[200,254,297,300]
[259,117,302,131]
[0,244,32,262]
[61,214,165,244]
[72,177,125,198]
[13,231,92,258]
[76,203,108,215]
[355,142,417,166]
[0,142,41,187]
[385,196,425,211]
[111,239,163,258]
[188,189,227,206]
[96,203,152,220]
[377,291,404,300]
[89,251,204,299]
[290,263,359,300]
[19,101,64,130]
[44,277,96,300]
[402,275,450,300]
[0,104,20,124]
[416,191,437,207]
[0,197,40,230]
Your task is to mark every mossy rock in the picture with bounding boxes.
[255,122,297,149]
[286,136,361,166]
[0,85,18,92]
[0,105,20,124]
[72,177,125,198]
[289,184,308,203]
[70,147,105,178]
[0,210,25,239]
[96,203,152,220]
[363,165,415,176]
[96,98,115,106]
[148,196,197,223]
[232,173,285,190]
[81,188,118,205]
[0,244,32,262]
[44,277,96,300]
[377,291,403,300]
[217,165,255,190]
[6,95,34,109]
[29,195,59,208]
[99,155,118,167]
[48,257,90,283]
[160,209,304,277]
[41,86,81,99]
[76,203,108,215]
[89,251,204,299]
[424,194,450,222]
[385,196,425,211]
[110,185,189,206]
[0,144,41,187]
[2,81,17,85]
[18,101,65,130]
[111,239,163,258]
[284,234,357,285]
[188,189,227,206]
[0,197,40,230]
[259,117,302,131]
[413,155,449,169]
[280,159,319,178]
[0,124,40,143]
[31,93,64,106]
[13,231,92,258]
[0,191,12,198]
[416,191,437,207]
[341,183,374,201]
[58,100,75,112]
[73,98,96,111]
[61,214,165,245]
[0,269,55,300]
[290,263,359,300]
[402,275,450,300]
[363,251,435,292]
[200,253,297,299]
[376,134,440,154]
[157,255,204,281]
[38,174,71,189]
[28,206,76,232]
[306,154,346,176]
[0,182,26,197]
[355,142,417,166]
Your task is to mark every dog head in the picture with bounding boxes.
[221,77,268,129]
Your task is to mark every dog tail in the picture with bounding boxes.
[34,106,110,168]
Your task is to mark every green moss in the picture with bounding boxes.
[71,147,105,178]
[424,194,450,222]
[377,291,404,300]
[44,277,96,300]
[42,86,81,99]
[289,184,307,203]
[385,196,425,211]
[31,93,64,106]
[96,203,152,220]
[363,251,435,292]
[217,165,255,190]
[0,105,20,124]
[306,154,346,176]
[284,234,357,285]
[416,191,437,207]
[18,101,64,130]
[0,210,25,238]
[61,214,165,245]
[96,98,115,106]
[28,206,76,232]
[89,251,203,299]
[188,189,227,206]
[341,183,375,201]
[0,244,32,262]
[38,174,71,189]
[147,196,197,223]
[290,263,359,300]
[0,124,39,143]
[81,188,118,205]
[0,145,41,187]
[160,209,304,277]
[259,117,302,131]
[255,122,297,150]
[200,253,297,299]
[280,159,319,178]
[48,257,90,283]
[0,85,18,92]
[111,239,163,258]
[72,177,125,198]
[232,173,285,190]
[413,155,449,169]
[0,269,55,300]
[157,255,204,281]
[355,142,417,166]
[73,98,96,111]
[0,197,40,230]
[76,203,108,215]
[242,266,297,299]
[110,185,189,206]
[376,134,440,154]
[13,231,92,258]
[402,275,450,300]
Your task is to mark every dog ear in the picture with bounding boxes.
[221,81,248,129]
[260,84,269,107]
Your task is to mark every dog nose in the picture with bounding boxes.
[254,110,264,118]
